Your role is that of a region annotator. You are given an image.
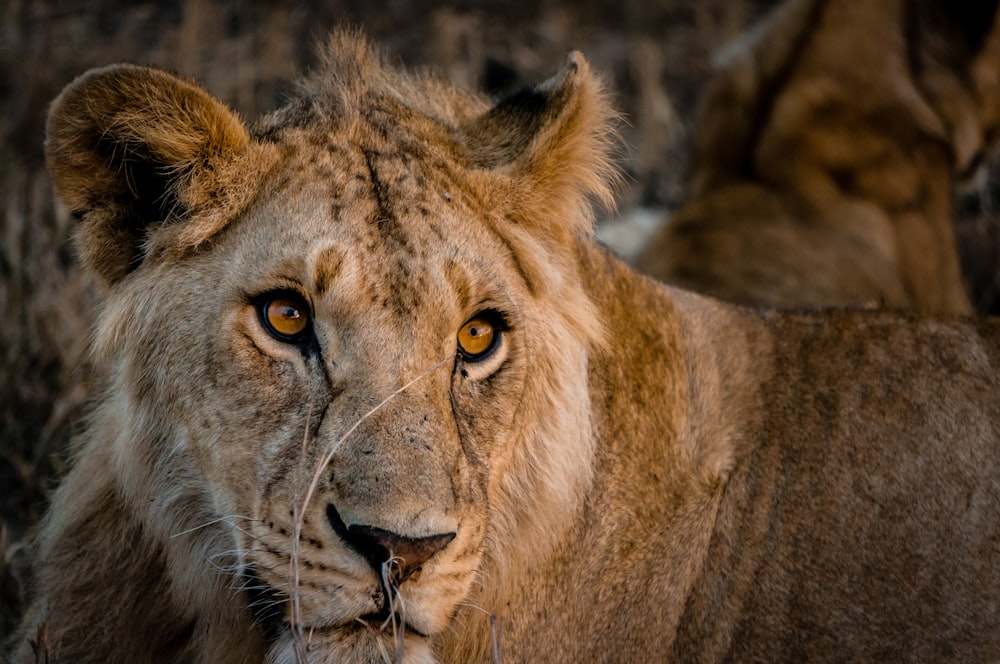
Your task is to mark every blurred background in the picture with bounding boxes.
[3,0,1000,639]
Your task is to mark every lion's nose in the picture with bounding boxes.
[326,504,455,583]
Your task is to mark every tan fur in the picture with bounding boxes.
[636,0,1000,313]
[10,29,1000,664]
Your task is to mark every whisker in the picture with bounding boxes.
[170,514,260,538]
[208,550,249,564]
[247,596,289,613]
[374,632,393,664]
[229,524,264,540]
[206,559,241,574]
[454,602,493,617]
[296,354,453,526]
[288,354,453,656]
[452,602,503,664]
[490,614,503,664]
[378,555,411,664]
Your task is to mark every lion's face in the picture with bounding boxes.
[49,33,617,661]
[120,129,530,652]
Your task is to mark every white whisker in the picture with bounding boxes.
[288,354,454,658]
[290,403,314,662]
[169,514,260,538]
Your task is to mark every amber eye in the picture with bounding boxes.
[257,293,311,342]
[457,314,499,361]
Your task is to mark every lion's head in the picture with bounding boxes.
[33,30,619,662]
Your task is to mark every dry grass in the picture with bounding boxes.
[3,0,1000,647]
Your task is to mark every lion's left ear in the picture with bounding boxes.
[46,64,273,288]
[460,52,621,238]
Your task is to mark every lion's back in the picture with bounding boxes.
[667,306,1000,661]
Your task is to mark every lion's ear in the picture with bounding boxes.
[46,64,256,287]
[460,52,621,238]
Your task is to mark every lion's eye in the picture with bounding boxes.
[257,293,311,342]
[457,314,499,361]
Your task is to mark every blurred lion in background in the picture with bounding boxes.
[635,0,1000,312]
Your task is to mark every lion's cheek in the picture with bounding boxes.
[450,361,526,479]
[171,333,325,516]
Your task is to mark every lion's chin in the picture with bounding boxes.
[266,621,437,664]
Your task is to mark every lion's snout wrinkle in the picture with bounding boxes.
[326,503,456,582]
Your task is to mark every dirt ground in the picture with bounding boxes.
[2,0,999,642]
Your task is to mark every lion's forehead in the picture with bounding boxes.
[234,128,512,322]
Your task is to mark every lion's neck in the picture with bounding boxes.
[437,243,771,663]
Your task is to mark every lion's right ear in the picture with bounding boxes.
[459,53,621,242]
[46,64,260,287]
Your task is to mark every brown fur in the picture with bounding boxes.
[635,0,1000,313]
[9,29,1000,664]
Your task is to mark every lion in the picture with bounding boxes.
[9,28,1000,664]
[635,0,1000,313]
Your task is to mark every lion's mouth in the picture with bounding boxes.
[240,567,432,644]
[355,608,432,638]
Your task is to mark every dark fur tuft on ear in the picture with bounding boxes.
[460,52,623,239]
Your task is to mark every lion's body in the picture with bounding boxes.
[9,28,1000,664]
[448,251,1000,664]
[635,0,1000,313]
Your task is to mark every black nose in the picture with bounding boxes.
[326,504,456,583]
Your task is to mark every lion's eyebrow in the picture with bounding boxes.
[313,245,345,295]
[444,257,473,310]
